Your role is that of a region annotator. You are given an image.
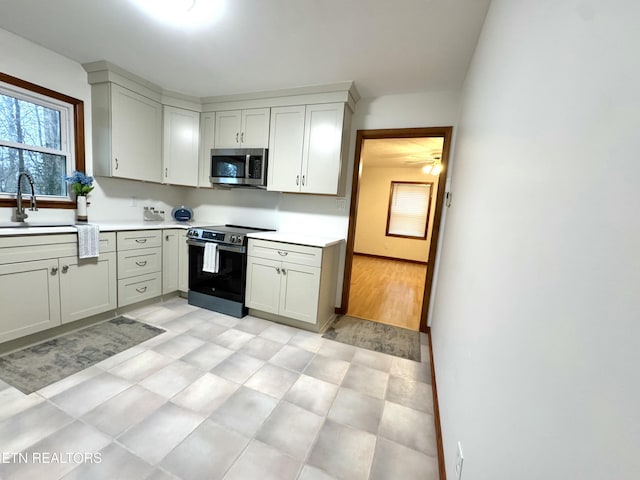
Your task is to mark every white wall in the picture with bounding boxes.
[0,28,186,223]
[431,1,640,479]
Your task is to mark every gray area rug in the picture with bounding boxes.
[0,317,164,394]
[323,316,421,361]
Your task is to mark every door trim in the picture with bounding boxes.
[340,127,453,333]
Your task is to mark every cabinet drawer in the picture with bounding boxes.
[248,239,321,267]
[117,247,162,279]
[117,273,161,307]
[117,230,162,250]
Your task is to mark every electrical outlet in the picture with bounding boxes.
[455,441,464,479]
[335,198,346,211]
[131,196,138,207]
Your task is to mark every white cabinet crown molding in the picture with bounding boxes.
[82,61,359,113]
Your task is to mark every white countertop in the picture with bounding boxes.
[0,222,345,248]
[247,231,345,248]
[0,221,198,237]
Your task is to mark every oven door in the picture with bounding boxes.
[188,240,247,303]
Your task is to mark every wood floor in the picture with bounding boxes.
[347,254,427,331]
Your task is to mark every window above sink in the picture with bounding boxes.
[0,72,86,210]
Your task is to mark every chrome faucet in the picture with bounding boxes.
[15,172,37,222]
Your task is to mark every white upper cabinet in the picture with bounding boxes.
[162,106,200,186]
[301,103,346,195]
[267,105,306,192]
[198,112,215,187]
[214,108,270,148]
[93,83,163,183]
[268,102,348,195]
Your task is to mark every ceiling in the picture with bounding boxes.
[0,0,491,99]
[362,137,444,168]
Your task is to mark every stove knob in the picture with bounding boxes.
[230,235,237,243]
[237,236,243,244]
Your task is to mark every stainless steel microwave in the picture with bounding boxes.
[210,148,268,188]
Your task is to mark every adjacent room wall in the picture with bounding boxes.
[354,165,439,262]
[431,1,640,479]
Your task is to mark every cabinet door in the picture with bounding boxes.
[0,259,61,343]
[301,103,345,195]
[241,108,270,148]
[279,262,320,324]
[111,84,162,183]
[163,106,200,186]
[199,112,215,187]
[245,256,281,314]
[178,230,189,292]
[59,253,117,324]
[162,230,180,294]
[214,110,242,148]
[267,105,305,192]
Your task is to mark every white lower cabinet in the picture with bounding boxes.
[0,233,117,344]
[162,230,180,294]
[59,253,117,324]
[0,258,61,343]
[178,230,188,292]
[245,239,339,331]
[116,230,163,307]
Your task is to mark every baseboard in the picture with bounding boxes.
[427,326,446,480]
[353,251,428,265]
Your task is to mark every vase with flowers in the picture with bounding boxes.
[65,171,94,222]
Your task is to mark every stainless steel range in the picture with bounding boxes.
[186,224,274,318]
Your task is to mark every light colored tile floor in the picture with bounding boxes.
[0,297,438,480]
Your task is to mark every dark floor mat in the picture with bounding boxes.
[0,317,165,394]
[323,315,421,361]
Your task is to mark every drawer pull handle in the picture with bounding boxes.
[62,265,69,273]
[135,239,147,244]
[136,261,147,267]
[276,267,281,274]
[51,267,58,275]
[281,268,287,275]
[277,251,288,256]
[136,286,148,294]
[296,175,299,186]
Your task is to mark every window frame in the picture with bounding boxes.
[0,72,85,210]
[385,181,434,240]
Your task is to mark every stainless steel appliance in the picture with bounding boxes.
[210,148,268,188]
[187,224,274,317]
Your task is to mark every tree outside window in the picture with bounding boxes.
[0,72,85,208]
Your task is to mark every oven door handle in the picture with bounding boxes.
[187,239,246,253]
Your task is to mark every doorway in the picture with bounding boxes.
[341,127,452,333]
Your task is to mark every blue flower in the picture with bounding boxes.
[65,171,94,196]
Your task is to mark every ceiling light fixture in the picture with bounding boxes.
[422,159,443,175]
[130,0,224,28]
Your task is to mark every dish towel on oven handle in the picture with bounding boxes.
[76,224,100,259]
[203,242,219,273]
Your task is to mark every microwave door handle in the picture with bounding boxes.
[245,154,251,180]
